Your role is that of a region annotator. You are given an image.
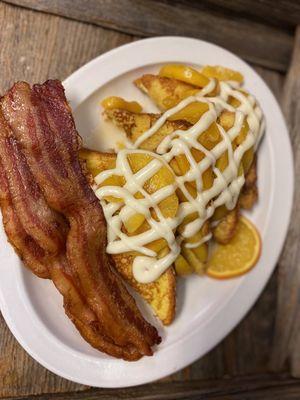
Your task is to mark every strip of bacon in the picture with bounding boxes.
[0,110,142,360]
[0,161,49,278]
[0,80,160,359]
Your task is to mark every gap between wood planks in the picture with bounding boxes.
[270,25,300,378]
[3,0,294,72]
[1,374,300,400]
[0,1,297,398]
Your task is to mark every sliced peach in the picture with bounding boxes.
[228,89,248,108]
[192,243,208,264]
[216,151,229,172]
[159,64,210,88]
[169,158,182,176]
[147,238,169,254]
[175,254,193,276]
[242,148,254,173]
[184,221,210,244]
[212,205,228,221]
[124,153,179,234]
[168,102,209,124]
[218,113,254,173]
[219,111,235,131]
[176,183,197,202]
[101,96,142,113]
[124,213,146,234]
[181,247,206,275]
[201,65,244,83]
[175,153,190,175]
[157,245,170,259]
[228,96,241,108]
[199,122,222,147]
[98,174,126,203]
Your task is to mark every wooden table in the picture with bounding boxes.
[0,1,299,398]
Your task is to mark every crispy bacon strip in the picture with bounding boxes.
[0,161,49,278]
[0,108,142,360]
[0,80,160,359]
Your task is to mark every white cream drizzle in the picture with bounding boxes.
[94,77,265,283]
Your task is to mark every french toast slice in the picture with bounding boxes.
[104,108,191,151]
[104,105,257,246]
[134,74,198,111]
[239,156,258,210]
[133,75,258,229]
[79,148,176,325]
[112,253,175,326]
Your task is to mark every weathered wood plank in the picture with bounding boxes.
[3,0,293,71]
[180,0,300,30]
[0,314,85,396]
[270,25,300,378]
[0,2,133,94]
[253,66,285,102]
[0,1,290,398]
[2,374,300,400]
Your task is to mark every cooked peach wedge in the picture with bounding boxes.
[175,221,210,276]
[178,243,208,276]
[101,96,143,113]
[126,152,179,234]
[134,74,199,111]
[201,65,244,83]
[218,111,254,173]
[159,64,210,88]
[134,65,222,114]
[239,157,258,210]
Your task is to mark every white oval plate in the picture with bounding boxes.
[0,37,293,388]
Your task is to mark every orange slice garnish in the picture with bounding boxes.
[206,216,261,279]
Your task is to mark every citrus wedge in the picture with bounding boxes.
[207,216,261,279]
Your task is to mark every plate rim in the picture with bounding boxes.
[0,36,294,388]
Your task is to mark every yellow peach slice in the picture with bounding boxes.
[101,96,142,113]
[175,254,193,276]
[159,64,210,88]
[168,102,209,124]
[201,65,244,83]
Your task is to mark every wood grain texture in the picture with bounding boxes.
[3,0,293,71]
[1,374,300,400]
[179,0,300,30]
[0,314,85,396]
[270,25,300,378]
[0,2,133,94]
[0,1,292,398]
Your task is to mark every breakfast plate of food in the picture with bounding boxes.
[0,37,293,387]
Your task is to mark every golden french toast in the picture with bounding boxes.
[134,74,199,111]
[134,73,258,243]
[103,107,257,246]
[84,64,264,318]
[104,109,191,151]
[79,149,176,325]
[112,253,175,325]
